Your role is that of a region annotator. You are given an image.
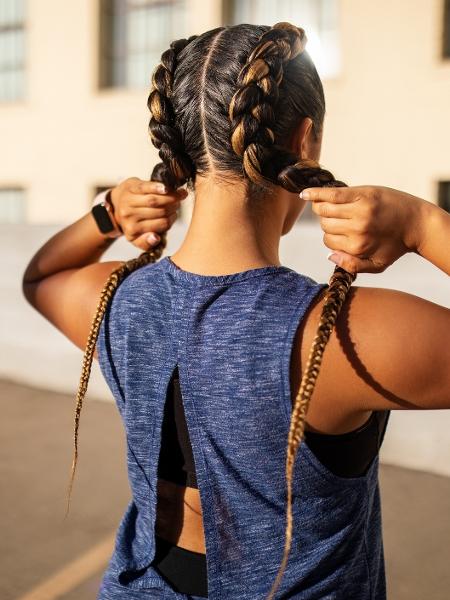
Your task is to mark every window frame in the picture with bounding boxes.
[221,0,341,81]
[0,0,27,103]
[98,0,187,90]
[438,180,450,213]
[443,0,450,59]
[0,187,27,224]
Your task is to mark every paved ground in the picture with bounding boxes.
[2,378,450,600]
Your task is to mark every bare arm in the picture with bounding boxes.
[22,179,185,357]
[299,285,450,415]
[415,199,450,275]
[301,185,450,275]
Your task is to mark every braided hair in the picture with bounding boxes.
[228,22,357,599]
[64,36,196,519]
[66,22,357,599]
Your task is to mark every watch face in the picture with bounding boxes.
[92,203,115,233]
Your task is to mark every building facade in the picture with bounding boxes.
[1,0,449,223]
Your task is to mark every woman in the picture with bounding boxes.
[22,22,449,600]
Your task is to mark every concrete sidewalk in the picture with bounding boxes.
[1,378,449,600]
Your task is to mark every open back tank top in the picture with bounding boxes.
[96,255,388,599]
[157,366,391,488]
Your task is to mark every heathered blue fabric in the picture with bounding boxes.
[95,255,386,599]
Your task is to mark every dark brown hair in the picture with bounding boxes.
[66,22,356,598]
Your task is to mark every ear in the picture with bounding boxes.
[290,117,314,158]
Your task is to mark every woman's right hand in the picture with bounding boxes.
[300,185,430,274]
[110,177,188,251]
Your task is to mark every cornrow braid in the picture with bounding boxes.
[228,23,358,600]
[148,35,198,189]
[229,22,306,164]
[64,36,199,519]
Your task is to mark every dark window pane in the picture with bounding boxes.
[438,181,450,213]
[99,0,187,89]
[444,0,450,58]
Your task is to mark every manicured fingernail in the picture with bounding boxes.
[300,189,311,200]
[327,252,339,264]
[156,184,167,194]
[147,233,160,244]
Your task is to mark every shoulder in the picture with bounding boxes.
[295,284,450,413]
[107,258,166,307]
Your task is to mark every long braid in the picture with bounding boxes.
[148,35,198,188]
[229,22,357,598]
[64,36,197,519]
[63,244,166,520]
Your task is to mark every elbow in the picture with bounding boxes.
[21,263,39,307]
[22,277,35,307]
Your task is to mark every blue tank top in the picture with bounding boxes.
[96,255,386,599]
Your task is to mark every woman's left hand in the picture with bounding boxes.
[110,177,189,251]
[300,185,424,274]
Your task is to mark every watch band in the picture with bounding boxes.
[91,189,123,238]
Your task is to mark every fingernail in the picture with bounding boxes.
[300,189,311,200]
[147,233,160,244]
[156,184,167,194]
[327,252,339,264]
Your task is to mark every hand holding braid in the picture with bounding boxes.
[228,23,358,600]
[148,35,198,190]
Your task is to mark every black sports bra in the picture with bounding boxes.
[157,366,391,485]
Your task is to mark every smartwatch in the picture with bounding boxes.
[91,189,123,238]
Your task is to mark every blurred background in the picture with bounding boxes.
[1,1,449,599]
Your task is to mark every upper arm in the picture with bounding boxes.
[22,261,123,359]
[299,285,450,412]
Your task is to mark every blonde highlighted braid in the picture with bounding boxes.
[148,35,198,188]
[64,36,197,519]
[228,22,358,599]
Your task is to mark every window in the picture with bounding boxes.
[438,181,450,213]
[443,0,450,58]
[0,187,26,223]
[0,0,26,102]
[223,0,341,80]
[99,0,188,89]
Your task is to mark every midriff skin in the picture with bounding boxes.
[155,478,207,554]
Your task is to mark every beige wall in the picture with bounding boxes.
[322,0,450,202]
[0,0,449,223]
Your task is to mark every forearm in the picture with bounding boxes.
[22,211,120,283]
[415,199,450,275]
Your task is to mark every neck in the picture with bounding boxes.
[170,174,291,275]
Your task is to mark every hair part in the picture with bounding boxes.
[66,22,357,598]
